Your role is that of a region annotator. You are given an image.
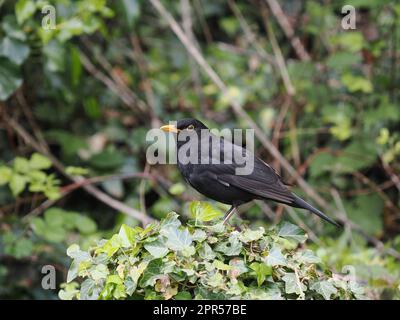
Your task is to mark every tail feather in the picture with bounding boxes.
[291,194,341,228]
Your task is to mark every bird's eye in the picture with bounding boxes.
[187,124,194,130]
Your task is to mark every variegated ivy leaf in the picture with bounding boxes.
[311,280,337,300]
[144,238,169,258]
[282,272,306,296]
[278,222,307,244]
[165,227,193,252]
[238,227,265,243]
[264,246,287,267]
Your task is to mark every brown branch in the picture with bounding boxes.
[264,0,311,61]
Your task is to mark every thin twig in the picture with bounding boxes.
[264,0,311,61]
[259,3,296,95]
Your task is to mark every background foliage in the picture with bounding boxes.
[0,0,399,299]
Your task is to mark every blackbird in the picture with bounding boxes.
[161,118,339,227]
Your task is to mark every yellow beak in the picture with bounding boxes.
[160,124,180,133]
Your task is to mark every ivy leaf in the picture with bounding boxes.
[118,224,138,248]
[199,242,216,260]
[215,233,242,256]
[278,222,307,243]
[250,262,272,286]
[0,58,22,101]
[80,278,101,300]
[124,277,137,296]
[165,227,193,252]
[160,212,181,234]
[91,264,109,281]
[264,246,287,267]
[213,260,232,271]
[144,238,169,258]
[190,201,223,222]
[139,259,163,287]
[311,280,337,300]
[15,0,36,25]
[207,272,224,288]
[238,227,264,243]
[0,37,30,65]
[298,250,320,264]
[174,291,192,300]
[282,272,306,296]
[192,229,207,242]
[67,260,79,283]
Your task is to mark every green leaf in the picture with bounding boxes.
[91,264,109,281]
[213,259,232,271]
[165,227,193,252]
[15,0,36,25]
[139,259,163,287]
[0,37,30,65]
[122,0,140,28]
[238,227,264,243]
[215,233,242,256]
[298,250,320,264]
[80,278,101,300]
[190,201,223,222]
[44,208,65,227]
[264,246,287,266]
[70,46,82,86]
[118,224,138,248]
[0,58,22,100]
[311,280,337,300]
[174,291,192,300]
[9,173,27,196]
[144,238,169,258]
[199,242,216,260]
[168,182,185,195]
[13,157,29,173]
[2,16,27,41]
[0,166,12,185]
[341,73,373,93]
[278,222,307,243]
[65,166,89,176]
[207,272,224,288]
[250,262,272,286]
[67,264,78,284]
[75,215,97,234]
[282,272,306,296]
[29,153,52,170]
[344,194,384,236]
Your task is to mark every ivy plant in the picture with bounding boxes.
[60,202,364,300]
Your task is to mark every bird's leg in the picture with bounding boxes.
[223,206,236,225]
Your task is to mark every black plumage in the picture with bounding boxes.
[161,118,339,227]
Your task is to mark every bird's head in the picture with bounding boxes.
[160,118,208,134]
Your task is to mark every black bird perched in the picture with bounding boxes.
[161,118,339,227]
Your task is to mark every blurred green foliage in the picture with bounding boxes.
[0,0,399,299]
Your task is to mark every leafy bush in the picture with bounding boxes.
[0,153,60,199]
[60,206,364,300]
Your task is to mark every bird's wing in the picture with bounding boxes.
[197,133,295,204]
[217,170,295,204]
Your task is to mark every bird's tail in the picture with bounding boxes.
[291,194,341,228]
